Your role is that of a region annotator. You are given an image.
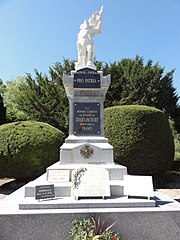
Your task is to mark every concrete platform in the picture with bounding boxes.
[0,184,180,240]
[19,196,155,210]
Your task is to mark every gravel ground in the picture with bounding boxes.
[157,188,180,201]
[0,178,26,201]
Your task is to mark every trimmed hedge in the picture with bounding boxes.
[0,121,65,179]
[104,105,174,175]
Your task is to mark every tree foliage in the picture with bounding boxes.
[104,105,174,174]
[14,59,75,136]
[99,56,179,120]
[0,79,6,125]
[0,121,65,179]
[0,77,29,122]
[0,94,6,125]
[2,57,179,135]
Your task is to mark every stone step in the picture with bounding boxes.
[19,196,156,210]
[24,163,128,198]
[46,162,127,181]
[25,178,125,198]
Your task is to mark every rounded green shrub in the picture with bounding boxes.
[104,105,174,175]
[0,121,65,179]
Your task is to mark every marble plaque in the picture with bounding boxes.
[48,170,70,183]
[124,175,154,199]
[71,166,110,198]
[35,185,55,200]
[74,102,100,136]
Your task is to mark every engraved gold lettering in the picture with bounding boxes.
[76,117,99,122]
[82,126,92,131]
[76,78,84,83]
[85,79,97,83]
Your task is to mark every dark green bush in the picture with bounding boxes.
[104,105,174,175]
[0,121,65,179]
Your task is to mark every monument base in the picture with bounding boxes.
[23,161,155,209]
[24,162,127,198]
[60,136,114,164]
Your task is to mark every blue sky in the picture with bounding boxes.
[0,0,180,96]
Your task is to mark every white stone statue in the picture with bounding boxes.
[75,6,103,71]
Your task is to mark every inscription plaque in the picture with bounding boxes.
[71,167,110,199]
[35,185,55,200]
[124,176,154,199]
[48,170,70,183]
[74,67,100,88]
[74,102,100,136]
[74,73,100,88]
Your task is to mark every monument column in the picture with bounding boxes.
[60,68,113,164]
[63,68,110,137]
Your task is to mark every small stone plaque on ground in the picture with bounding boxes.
[35,185,55,200]
[124,175,154,199]
[48,170,70,183]
[71,166,110,199]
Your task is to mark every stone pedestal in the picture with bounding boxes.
[60,136,113,164]
[24,67,130,200]
[60,68,113,165]
[58,68,123,198]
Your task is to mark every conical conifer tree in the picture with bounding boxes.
[0,93,6,125]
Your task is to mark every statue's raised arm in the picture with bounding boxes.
[89,6,103,36]
[75,6,104,71]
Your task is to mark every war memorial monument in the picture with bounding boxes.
[0,7,180,240]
